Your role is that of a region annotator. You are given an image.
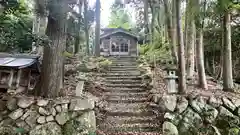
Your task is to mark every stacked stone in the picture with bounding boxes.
[149,94,240,135]
[0,96,95,135]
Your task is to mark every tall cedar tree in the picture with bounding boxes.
[40,0,67,98]
[186,0,196,78]
[163,0,178,61]
[143,0,149,43]
[95,0,101,56]
[222,5,234,91]
[74,1,82,54]
[176,0,186,93]
[195,0,208,89]
[84,0,90,55]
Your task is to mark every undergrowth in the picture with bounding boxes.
[138,36,172,66]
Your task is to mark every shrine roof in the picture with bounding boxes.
[0,53,40,69]
[100,27,138,40]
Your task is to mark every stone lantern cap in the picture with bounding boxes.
[164,65,178,80]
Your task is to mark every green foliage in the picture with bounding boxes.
[63,51,74,57]
[216,0,240,12]
[94,56,112,71]
[0,0,33,52]
[15,128,26,134]
[99,59,112,69]
[204,26,240,79]
[138,35,171,66]
[77,56,112,73]
[229,127,240,135]
[107,2,133,29]
[63,119,96,135]
[1,0,20,11]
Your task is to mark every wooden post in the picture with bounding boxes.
[16,69,22,88]
[27,70,32,90]
[8,69,14,88]
[0,71,2,81]
[109,37,112,56]
[128,39,130,56]
[118,38,120,58]
[136,41,139,56]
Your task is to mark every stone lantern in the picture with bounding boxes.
[164,65,178,94]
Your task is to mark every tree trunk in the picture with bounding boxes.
[171,0,178,62]
[218,27,224,80]
[32,15,40,53]
[143,0,149,43]
[74,36,80,54]
[176,0,186,94]
[163,0,178,61]
[195,0,207,89]
[74,2,82,54]
[40,0,67,98]
[95,0,101,56]
[184,0,188,51]
[150,4,155,43]
[186,0,195,78]
[32,0,48,56]
[223,10,234,91]
[187,20,195,78]
[84,0,89,55]
[196,29,208,89]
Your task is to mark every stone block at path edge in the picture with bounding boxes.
[69,98,94,111]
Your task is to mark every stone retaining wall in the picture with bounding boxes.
[0,95,95,135]
[150,94,240,135]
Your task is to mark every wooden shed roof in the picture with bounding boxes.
[0,53,40,69]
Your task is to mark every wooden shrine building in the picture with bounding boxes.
[0,53,40,92]
[100,28,138,56]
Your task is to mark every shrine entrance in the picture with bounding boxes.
[110,37,129,56]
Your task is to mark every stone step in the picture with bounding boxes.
[106,97,148,103]
[109,65,137,68]
[106,102,147,109]
[104,115,159,125]
[105,83,145,88]
[104,76,142,80]
[99,123,160,133]
[108,70,141,74]
[110,63,137,65]
[110,61,137,64]
[109,68,138,71]
[100,73,141,76]
[104,79,142,84]
[111,61,137,64]
[111,61,137,63]
[104,87,147,93]
[100,131,161,135]
[109,59,136,60]
[105,110,156,117]
[105,92,148,98]
[108,56,137,59]
[107,57,137,60]
[104,103,154,117]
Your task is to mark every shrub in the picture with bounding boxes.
[138,34,172,66]
[99,59,112,69]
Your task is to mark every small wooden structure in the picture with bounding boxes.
[100,27,138,56]
[0,53,40,92]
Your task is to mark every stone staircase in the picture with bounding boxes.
[97,56,161,134]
